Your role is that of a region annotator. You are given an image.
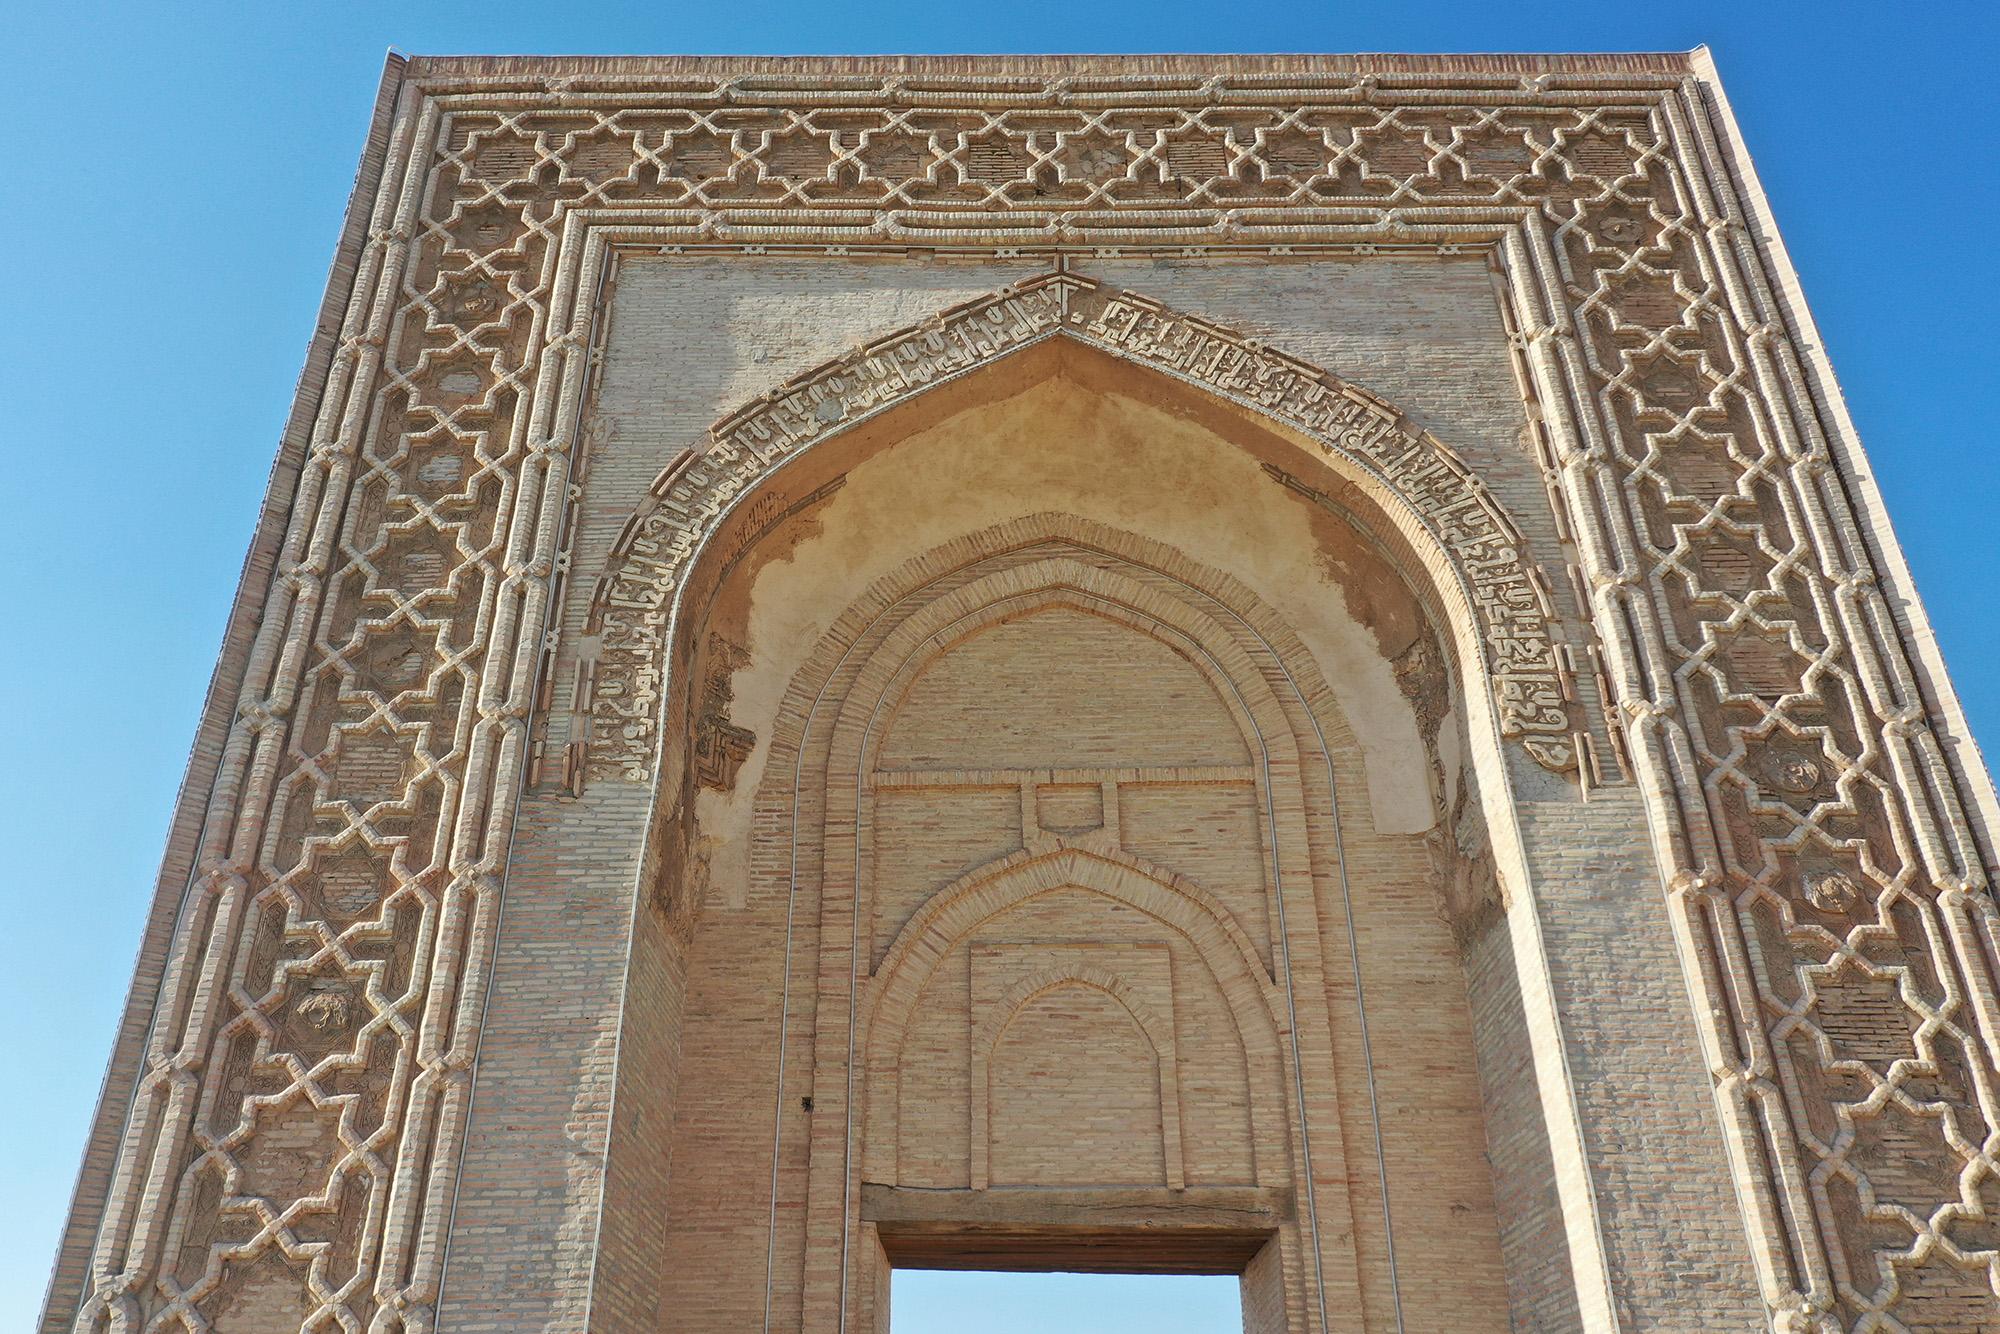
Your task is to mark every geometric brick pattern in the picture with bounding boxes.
[48,54,2000,1334]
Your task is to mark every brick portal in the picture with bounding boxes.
[44,53,2000,1334]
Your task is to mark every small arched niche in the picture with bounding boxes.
[605,322,1590,1332]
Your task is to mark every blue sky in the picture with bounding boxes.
[4,1,1994,1327]
[894,1271,1242,1330]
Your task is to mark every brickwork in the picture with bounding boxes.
[44,52,2000,1334]
[652,507,1515,1330]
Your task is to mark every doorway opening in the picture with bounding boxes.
[865,1179,1284,1331]
[891,1270,1243,1333]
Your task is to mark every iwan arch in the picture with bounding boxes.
[44,53,2000,1334]
[597,304,1572,1331]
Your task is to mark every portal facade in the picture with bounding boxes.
[43,53,2000,1333]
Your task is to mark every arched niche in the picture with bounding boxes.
[587,283,1604,1333]
[863,841,1286,1196]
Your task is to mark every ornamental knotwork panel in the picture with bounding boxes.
[431,80,1673,219]
[581,272,1577,784]
[61,63,1999,1334]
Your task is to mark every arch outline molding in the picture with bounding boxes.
[584,271,1578,784]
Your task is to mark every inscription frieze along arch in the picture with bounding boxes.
[583,272,1579,785]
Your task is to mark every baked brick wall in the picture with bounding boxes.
[441,259,1044,1330]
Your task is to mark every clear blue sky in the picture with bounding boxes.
[4,1,1994,1327]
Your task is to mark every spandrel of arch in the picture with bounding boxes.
[580,272,1578,787]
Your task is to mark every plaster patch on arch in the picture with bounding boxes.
[710,461,1432,872]
[682,378,1435,846]
[582,271,1577,792]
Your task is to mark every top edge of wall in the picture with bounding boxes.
[398,51,1703,80]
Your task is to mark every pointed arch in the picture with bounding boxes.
[765,513,1366,1306]
[642,504,1529,1332]
[598,301,1572,1334]
[580,271,1577,786]
[859,840,1287,1195]
[864,841,1283,1040]
[971,968,1185,1190]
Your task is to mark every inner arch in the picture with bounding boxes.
[606,289,1585,1333]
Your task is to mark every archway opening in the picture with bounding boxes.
[605,316,1582,1331]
